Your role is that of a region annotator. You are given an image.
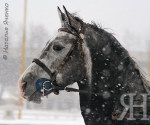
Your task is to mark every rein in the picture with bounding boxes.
[32,23,87,96]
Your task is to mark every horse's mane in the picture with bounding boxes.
[73,14,150,94]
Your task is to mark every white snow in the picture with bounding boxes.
[0,110,85,125]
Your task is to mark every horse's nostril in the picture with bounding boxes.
[22,82,27,92]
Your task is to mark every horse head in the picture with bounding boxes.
[18,6,92,103]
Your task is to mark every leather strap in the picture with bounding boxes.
[50,37,81,82]
[32,59,53,78]
[58,28,73,34]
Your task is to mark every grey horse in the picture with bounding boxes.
[18,6,150,125]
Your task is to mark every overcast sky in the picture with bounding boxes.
[0,0,150,52]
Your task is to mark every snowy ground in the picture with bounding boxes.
[0,110,85,125]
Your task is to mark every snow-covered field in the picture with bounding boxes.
[0,110,85,125]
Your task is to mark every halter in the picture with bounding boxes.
[32,22,87,96]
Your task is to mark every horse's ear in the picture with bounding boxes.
[57,6,67,27]
[63,5,81,33]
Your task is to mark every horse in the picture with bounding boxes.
[18,6,150,125]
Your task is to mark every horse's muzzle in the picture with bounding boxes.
[18,75,28,99]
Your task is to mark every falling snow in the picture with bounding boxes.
[102,91,111,99]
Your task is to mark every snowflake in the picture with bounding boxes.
[102,91,111,99]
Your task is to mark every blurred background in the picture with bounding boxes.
[0,0,150,124]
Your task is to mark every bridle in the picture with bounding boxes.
[32,22,87,96]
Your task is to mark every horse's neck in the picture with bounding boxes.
[78,26,148,124]
[77,27,119,124]
[79,26,135,124]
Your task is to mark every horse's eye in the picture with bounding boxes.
[53,45,64,51]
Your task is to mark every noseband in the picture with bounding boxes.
[32,23,87,96]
